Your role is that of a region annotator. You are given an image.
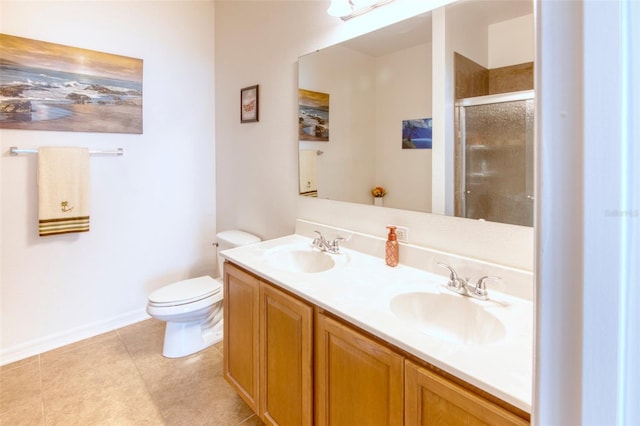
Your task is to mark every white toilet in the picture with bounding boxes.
[146,230,261,358]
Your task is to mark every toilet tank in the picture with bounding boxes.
[216,230,261,277]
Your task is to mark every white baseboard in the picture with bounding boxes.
[0,309,150,366]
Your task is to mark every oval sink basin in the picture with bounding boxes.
[266,249,335,273]
[389,292,506,345]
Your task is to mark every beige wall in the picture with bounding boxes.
[299,40,433,213]
[299,45,377,205]
[214,0,322,241]
[0,0,216,363]
[375,42,433,213]
[489,14,534,69]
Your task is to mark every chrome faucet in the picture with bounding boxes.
[311,230,344,254]
[437,262,500,301]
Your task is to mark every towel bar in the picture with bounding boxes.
[10,147,124,156]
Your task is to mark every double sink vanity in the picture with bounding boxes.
[221,222,532,425]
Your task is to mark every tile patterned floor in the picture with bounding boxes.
[0,319,263,425]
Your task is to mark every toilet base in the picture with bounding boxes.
[162,318,223,358]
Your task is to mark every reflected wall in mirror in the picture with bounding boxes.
[298,0,534,226]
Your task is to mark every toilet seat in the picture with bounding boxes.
[148,276,221,307]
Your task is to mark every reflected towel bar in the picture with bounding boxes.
[10,146,124,156]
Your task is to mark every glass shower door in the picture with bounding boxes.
[458,91,534,227]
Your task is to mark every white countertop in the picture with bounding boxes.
[221,234,532,413]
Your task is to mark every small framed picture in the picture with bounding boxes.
[240,85,259,123]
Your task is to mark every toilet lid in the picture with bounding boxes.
[148,276,221,306]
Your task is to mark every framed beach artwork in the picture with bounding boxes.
[402,118,432,149]
[298,88,329,141]
[240,85,259,123]
[0,34,143,134]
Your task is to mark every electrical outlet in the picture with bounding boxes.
[395,226,409,243]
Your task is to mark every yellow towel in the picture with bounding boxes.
[37,147,90,236]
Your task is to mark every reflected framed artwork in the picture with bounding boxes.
[240,85,259,123]
[402,118,432,149]
[298,88,329,141]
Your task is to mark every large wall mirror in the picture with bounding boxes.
[298,0,534,227]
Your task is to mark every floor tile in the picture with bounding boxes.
[40,331,163,425]
[120,319,256,425]
[1,319,260,425]
[0,360,44,426]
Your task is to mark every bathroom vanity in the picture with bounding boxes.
[221,230,532,425]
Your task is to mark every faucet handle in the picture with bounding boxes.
[313,230,326,242]
[311,230,325,249]
[467,276,500,300]
[437,262,467,294]
[437,262,459,280]
[328,236,345,254]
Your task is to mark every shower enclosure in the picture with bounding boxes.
[455,90,534,227]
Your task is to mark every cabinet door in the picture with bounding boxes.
[405,360,529,426]
[223,263,260,413]
[315,312,404,426]
[260,283,313,426]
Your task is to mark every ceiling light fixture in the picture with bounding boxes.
[327,0,395,21]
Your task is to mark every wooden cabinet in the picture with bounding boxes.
[223,262,313,426]
[315,312,404,426]
[405,360,528,426]
[260,282,313,426]
[223,263,260,413]
[224,261,528,425]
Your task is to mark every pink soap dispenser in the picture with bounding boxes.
[385,226,399,267]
